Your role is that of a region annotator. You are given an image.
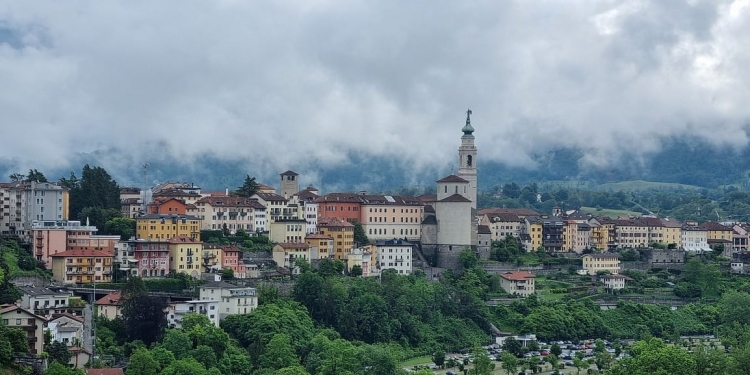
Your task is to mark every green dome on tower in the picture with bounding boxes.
[461,108,474,139]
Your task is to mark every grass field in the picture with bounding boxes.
[579,206,642,218]
[399,356,432,367]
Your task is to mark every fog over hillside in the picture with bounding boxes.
[1,1,750,189]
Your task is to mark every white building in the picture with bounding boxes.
[48,313,84,347]
[374,239,413,275]
[1,181,68,239]
[601,274,628,291]
[195,196,264,233]
[499,271,536,296]
[682,225,711,253]
[165,300,221,328]
[18,286,73,316]
[198,276,258,320]
[295,186,320,234]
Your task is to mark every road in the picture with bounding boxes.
[83,303,93,355]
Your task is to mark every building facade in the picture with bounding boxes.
[499,271,536,296]
[50,249,114,284]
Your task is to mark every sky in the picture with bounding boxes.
[1,0,750,186]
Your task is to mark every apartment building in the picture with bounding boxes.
[50,249,114,285]
[269,218,307,244]
[582,253,621,275]
[0,181,69,239]
[305,233,334,259]
[295,186,320,234]
[272,243,314,273]
[95,291,123,320]
[166,300,220,329]
[315,193,363,223]
[681,224,711,253]
[360,195,424,242]
[168,236,204,278]
[124,239,171,278]
[18,286,74,316]
[198,277,257,320]
[614,219,649,248]
[195,196,263,233]
[318,217,355,260]
[135,214,201,240]
[346,247,374,277]
[374,239,413,275]
[251,192,289,224]
[480,212,524,242]
[219,246,246,278]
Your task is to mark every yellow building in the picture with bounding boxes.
[589,222,610,251]
[50,249,114,284]
[136,214,201,240]
[168,236,204,278]
[524,216,544,251]
[306,233,334,259]
[562,220,578,252]
[318,217,355,260]
[1,305,46,355]
[582,253,621,275]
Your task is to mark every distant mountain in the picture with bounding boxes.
[2,137,749,192]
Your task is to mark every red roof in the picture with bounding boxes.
[50,249,114,258]
[276,243,310,249]
[437,174,469,183]
[168,235,202,244]
[438,194,472,203]
[86,369,124,375]
[95,291,123,306]
[306,233,333,240]
[500,271,536,281]
[318,217,354,227]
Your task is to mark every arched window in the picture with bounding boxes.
[467,155,472,167]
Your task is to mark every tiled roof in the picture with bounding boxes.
[478,225,491,234]
[360,195,423,206]
[306,233,333,240]
[500,271,536,281]
[296,188,319,201]
[437,174,469,183]
[478,208,540,217]
[168,235,202,244]
[280,170,299,176]
[485,212,522,222]
[152,188,200,197]
[422,215,438,225]
[253,192,287,202]
[50,312,84,323]
[374,239,414,246]
[416,194,437,203]
[314,193,364,203]
[0,305,46,320]
[136,214,201,220]
[95,291,122,306]
[275,243,310,249]
[19,286,70,296]
[86,368,124,375]
[196,196,265,208]
[438,194,472,203]
[699,222,732,231]
[584,253,620,259]
[50,249,114,258]
[318,217,354,227]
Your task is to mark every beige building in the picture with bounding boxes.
[95,291,123,320]
[195,196,263,233]
[306,233,334,259]
[614,219,649,248]
[50,249,114,285]
[273,243,314,272]
[480,212,524,242]
[168,236,204,278]
[318,217,355,260]
[269,219,307,244]
[0,305,46,355]
[360,195,424,241]
[582,253,621,275]
[499,271,536,296]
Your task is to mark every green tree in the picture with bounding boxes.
[349,264,363,277]
[502,337,522,357]
[26,169,48,182]
[317,258,345,277]
[610,338,695,375]
[68,164,120,220]
[550,342,562,357]
[191,345,218,369]
[275,366,310,375]
[8,173,24,182]
[471,345,495,375]
[47,341,72,365]
[161,330,193,359]
[79,207,123,235]
[122,277,167,345]
[258,333,299,371]
[127,348,160,375]
[161,357,209,375]
[501,352,518,375]
[43,362,84,375]
[150,346,175,370]
[432,349,446,368]
[572,353,588,375]
[718,291,750,326]
[221,268,234,280]
[217,346,253,375]
[181,313,212,332]
[459,247,478,269]
[103,217,136,240]
[352,220,369,246]
[233,175,259,198]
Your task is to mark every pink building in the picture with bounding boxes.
[31,220,104,269]
[127,239,171,278]
[221,246,246,278]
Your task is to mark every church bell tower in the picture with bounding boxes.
[457,109,477,209]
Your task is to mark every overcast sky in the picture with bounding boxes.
[1,0,749,182]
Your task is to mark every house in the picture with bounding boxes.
[50,249,114,285]
[480,212,524,242]
[305,233,334,259]
[582,253,621,275]
[18,286,74,316]
[373,239,413,275]
[48,313,84,347]
[359,195,424,241]
[30,220,118,269]
[346,247,374,277]
[165,300,220,329]
[499,271,536,296]
[269,218,307,244]
[95,291,123,320]
[294,185,320,234]
[315,193,363,223]
[0,304,46,355]
[220,246,246,278]
[69,346,92,369]
[601,274,630,292]
[198,277,257,320]
[195,196,263,234]
[681,224,711,253]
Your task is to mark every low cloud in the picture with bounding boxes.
[1,0,749,184]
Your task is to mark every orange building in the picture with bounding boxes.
[317,217,355,260]
[147,197,188,215]
[221,246,246,278]
[306,233,334,259]
[315,193,363,223]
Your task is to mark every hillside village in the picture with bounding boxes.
[1,113,750,374]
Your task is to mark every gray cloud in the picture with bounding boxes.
[1,0,749,183]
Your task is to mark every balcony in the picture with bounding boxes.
[21,325,38,332]
[202,252,216,259]
[35,233,43,239]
